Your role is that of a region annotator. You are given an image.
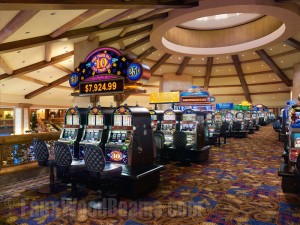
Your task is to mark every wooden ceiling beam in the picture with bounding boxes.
[0,1,197,10]
[124,36,150,51]
[0,9,39,43]
[231,54,252,102]
[0,56,13,74]
[52,64,73,74]
[98,9,139,28]
[256,49,292,87]
[285,38,300,51]
[176,56,191,75]
[119,27,130,37]
[150,53,171,73]
[25,74,70,99]
[45,43,52,62]
[209,81,284,88]
[50,9,103,38]
[136,9,166,21]
[203,57,213,90]
[137,46,156,60]
[0,51,73,81]
[18,76,72,90]
[0,13,167,54]
[100,25,152,46]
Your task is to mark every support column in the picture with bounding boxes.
[90,95,100,107]
[15,103,31,134]
[292,63,300,101]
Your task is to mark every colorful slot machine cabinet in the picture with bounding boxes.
[214,112,222,130]
[251,112,260,130]
[288,105,300,164]
[149,110,164,131]
[58,107,88,159]
[79,106,105,159]
[161,109,182,146]
[206,112,213,126]
[180,109,198,147]
[105,106,164,198]
[235,112,245,129]
[244,111,255,133]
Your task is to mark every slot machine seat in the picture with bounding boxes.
[32,138,65,194]
[54,142,88,201]
[84,144,122,210]
[172,131,193,166]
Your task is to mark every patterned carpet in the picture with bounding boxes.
[0,125,300,225]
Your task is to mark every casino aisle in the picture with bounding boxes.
[0,124,299,225]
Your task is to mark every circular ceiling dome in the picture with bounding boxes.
[150,0,300,56]
[180,13,263,30]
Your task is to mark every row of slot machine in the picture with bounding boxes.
[206,111,260,130]
[150,108,207,150]
[57,105,158,172]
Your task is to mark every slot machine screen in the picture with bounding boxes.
[63,130,69,139]
[110,133,117,142]
[114,115,123,126]
[182,124,188,131]
[94,131,101,141]
[95,115,103,126]
[121,133,126,142]
[73,116,80,125]
[85,131,91,141]
[183,114,196,121]
[88,114,95,126]
[105,148,128,163]
[151,115,157,121]
[117,133,122,141]
[66,115,72,125]
[293,133,300,147]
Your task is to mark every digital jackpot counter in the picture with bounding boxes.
[58,107,88,159]
[79,107,105,159]
[105,106,164,198]
[161,109,182,146]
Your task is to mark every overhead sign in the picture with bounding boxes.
[179,86,215,104]
[69,47,150,89]
[216,103,234,110]
[150,92,180,104]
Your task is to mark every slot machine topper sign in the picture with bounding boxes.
[69,47,150,95]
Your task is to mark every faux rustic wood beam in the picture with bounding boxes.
[138,46,156,60]
[25,74,70,99]
[50,9,103,38]
[45,43,52,62]
[100,25,152,46]
[0,0,198,10]
[203,57,213,90]
[176,56,191,75]
[0,51,73,81]
[0,55,13,74]
[150,53,171,73]
[256,49,292,87]
[52,64,73,74]
[98,9,139,28]
[119,27,130,37]
[18,76,72,90]
[0,9,39,43]
[136,9,166,21]
[231,54,252,102]
[124,36,150,51]
[0,13,167,54]
[285,38,300,51]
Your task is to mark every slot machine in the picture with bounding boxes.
[235,111,245,130]
[149,110,164,131]
[206,112,213,126]
[180,109,197,147]
[58,107,88,160]
[288,105,300,165]
[161,109,182,146]
[214,112,222,130]
[79,106,105,159]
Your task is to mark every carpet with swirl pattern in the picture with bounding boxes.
[0,125,299,225]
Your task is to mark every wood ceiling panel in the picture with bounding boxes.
[209,77,241,86]
[0,11,19,31]
[25,65,67,83]
[4,10,87,43]
[192,78,204,87]
[248,83,289,93]
[1,78,42,94]
[184,67,205,77]
[123,33,150,46]
[273,52,300,68]
[71,9,127,30]
[264,42,295,56]
[211,65,236,76]
[245,74,281,83]
[209,87,244,95]
[213,56,232,64]
[241,61,271,73]
[1,46,45,70]
[237,51,261,61]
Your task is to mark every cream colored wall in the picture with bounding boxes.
[292,63,300,102]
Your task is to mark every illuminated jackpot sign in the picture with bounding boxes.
[69,47,150,89]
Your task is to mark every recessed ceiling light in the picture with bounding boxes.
[178,57,181,60]
[261,64,264,67]
[273,79,275,80]
[216,57,219,60]
[283,44,286,47]
[63,46,67,49]
[270,48,272,50]
[216,69,219,72]
[17,51,21,53]
[253,81,256,83]
[198,70,201,72]
[22,61,26,63]
[158,54,161,56]
[192,58,195,61]
[229,69,231,71]
[2,84,4,86]
[226,56,229,59]
[170,56,172,59]
[134,39,136,41]
[247,66,250,69]
[25,31,30,34]
[142,48,145,50]
[69,60,72,62]
[202,58,204,60]
[279,88,281,90]
[37,70,40,73]
[242,54,245,57]
[50,12,56,15]
[273,96,275,98]
[253,52,256,54]
[50,76,52,78]
[257,89,260,91]
[269,74,271,77]
[49,93,51,94]
[159,68,161,71]
[23,88,26,90]
[281,61,284,63]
